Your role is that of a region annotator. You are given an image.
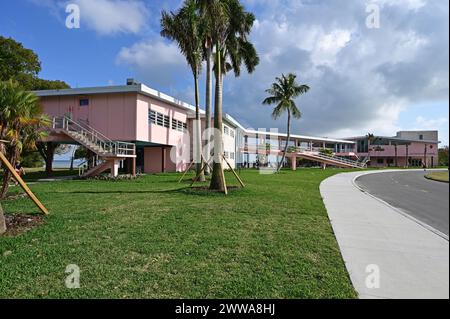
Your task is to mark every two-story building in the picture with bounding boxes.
[35,80,440,176]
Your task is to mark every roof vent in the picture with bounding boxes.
[126,78,139,85]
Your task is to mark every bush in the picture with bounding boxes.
[20,151,44,168]
[319,148,334,156]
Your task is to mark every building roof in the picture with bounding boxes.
[346,135,440,144]
[243,129,355,144]
[33,84,205,115]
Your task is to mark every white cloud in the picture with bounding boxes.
[415,116,448,129]
[116,40,190,89]
[30,0,150,35]
[73,0,149,35]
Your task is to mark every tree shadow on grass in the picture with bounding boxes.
[50,188,186,195]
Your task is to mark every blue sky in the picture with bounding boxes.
[0,0,448,146]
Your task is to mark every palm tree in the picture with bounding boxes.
[0,140,6,234]
[198,2,214,176]
[0,80,49,199]
[198,0,259,191]
[263,74,310,172]
[161,0,206,182]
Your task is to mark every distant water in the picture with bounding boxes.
[53,160,84,169]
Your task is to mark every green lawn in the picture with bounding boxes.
[425,171,449,183]
[0,169,357,299]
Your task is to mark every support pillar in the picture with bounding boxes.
[291,156,297,171]
[132,157,136,176]
[161,147,166,173]
[111,159,120,177]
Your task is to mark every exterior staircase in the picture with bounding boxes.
[295,150,367,168]
[51,116,136,177]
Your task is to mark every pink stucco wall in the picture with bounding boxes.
[368,142,438,157]
[138,94,188,147]
[143,146,181,173]
[40,92,193,147]
[40,93,138,141]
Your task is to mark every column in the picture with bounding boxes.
[291,156,297,171]
[111,159,120,177]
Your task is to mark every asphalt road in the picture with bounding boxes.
[355,170,449,236]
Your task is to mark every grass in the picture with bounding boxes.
[425,171,449,183]
[0,169,357,299]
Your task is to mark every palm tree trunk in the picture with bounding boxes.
[210,46,226,191]
[0,150,17,199]
[45,142,55,177]
[0,201,6,235]
[278,110,291,172]
[194,72,205,182]
[406,144,409,168]
[204,45,213,175]
[394,144,398,167]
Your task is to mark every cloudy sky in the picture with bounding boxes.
[1,0,449,145]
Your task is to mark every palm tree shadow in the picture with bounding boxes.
[52,188,187,195]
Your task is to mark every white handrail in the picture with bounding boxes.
[53,116,136,157]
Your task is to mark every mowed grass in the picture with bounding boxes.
[425,171,449,183]
[0,169,357,299]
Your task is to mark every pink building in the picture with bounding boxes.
[35,81,440,176]
[347,131,440,168]
[36,81,241,176]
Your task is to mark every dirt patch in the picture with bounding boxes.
[3,214,44,236]
[188,186,241,192]
[4,193,28,201]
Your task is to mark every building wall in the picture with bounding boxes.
[138,93,189,147]
[396,130,438,141]
[366,142,439,167]
[223,123,236,168]
[40,93,138,141]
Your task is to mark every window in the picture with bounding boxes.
[230,129,235,138]
[224,151,229,159]
[172,119,187,132]
[387,158,394,165]
[79,99,89,106]
[224,126,229,135]
[163,115,170,128]
[171,118,187,132]
[230,152,235,160]
[419,134,424,140]
[377,158,384,164]
[149,109,170,128]
[156,113,164,126]
[149,110,156,124]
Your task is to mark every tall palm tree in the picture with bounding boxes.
[263,74,310,172]
[0,140,6,234]
[0,80,49,199]
[161,0,206,182]
[198,0,259,191]
[198,2,214,176]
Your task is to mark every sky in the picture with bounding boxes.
[1,0,449,146]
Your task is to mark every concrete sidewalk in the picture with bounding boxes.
[320,170,449,299]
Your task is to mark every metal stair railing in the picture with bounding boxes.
[52,116,135,157]
[297,148,367,168]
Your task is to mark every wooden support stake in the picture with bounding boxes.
[178,160,195,183]
[223,155,245,188]
[221,162,228,195]
[190,159,210,187]
[0,151,49,215]
[201,154,213,172]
